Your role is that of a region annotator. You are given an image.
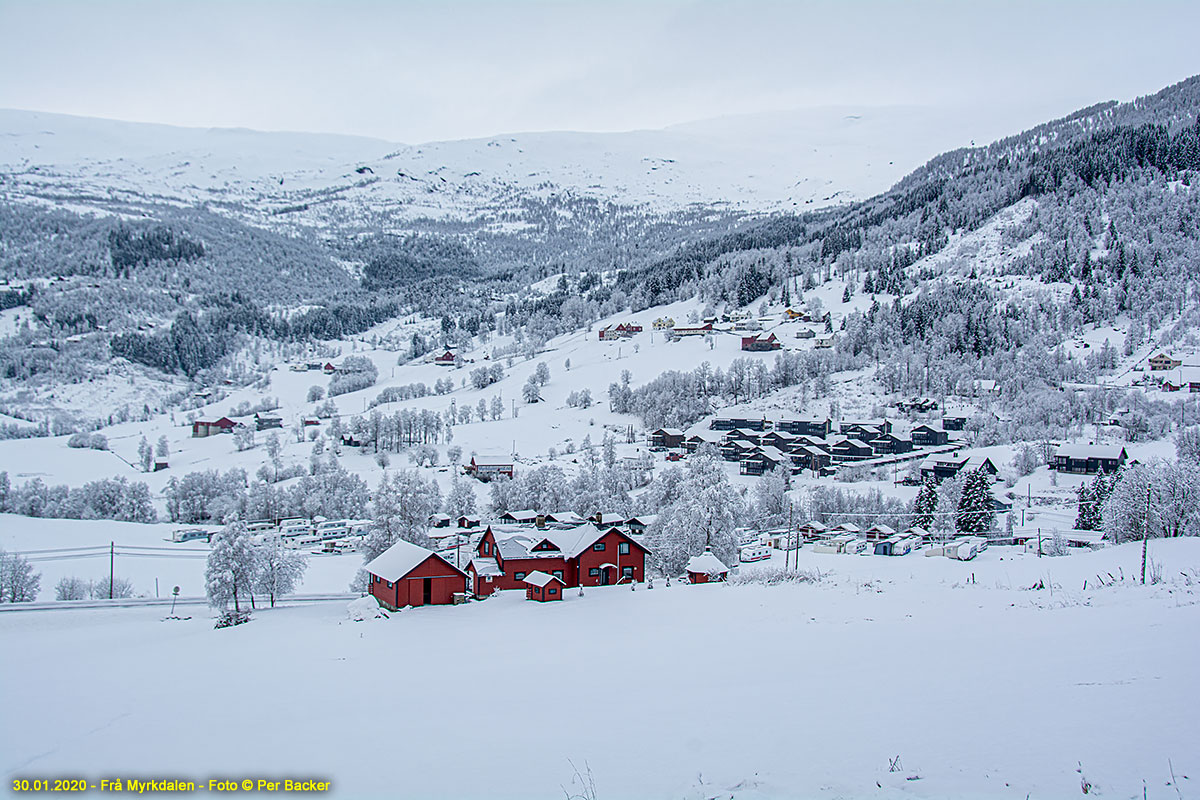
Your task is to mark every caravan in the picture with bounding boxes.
[739,545,773,563]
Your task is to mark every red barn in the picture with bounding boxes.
[467,524,649,598]
[741,332,782,351]
[685,548,730,584]
[364,539,468,610]
[191,417,238,438]
[523,571,565,602]
[434,351,457,366]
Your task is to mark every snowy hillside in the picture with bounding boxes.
[1,104,1014,224]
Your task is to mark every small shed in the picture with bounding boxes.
[685,548,730,584]
[523,571,565,602]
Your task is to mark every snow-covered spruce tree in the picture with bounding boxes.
[1075,482,1096,530]
[361,470,440,561]
[910,478,938,530]
[205,518,257,613]
[0,548,41,603]
[155,435,170,462]
[534,361,550,385]
[956,467,995,534]
[255,537,307,608]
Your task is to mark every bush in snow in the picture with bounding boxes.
[347,595,389,621]
[55,576,92,601]
[307,385,325,402]
[91,575,135,599]
[728,567,824,586]
[67,432,108,450]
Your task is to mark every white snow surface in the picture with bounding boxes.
[2,539,1198,799]
[1,104,1029,219]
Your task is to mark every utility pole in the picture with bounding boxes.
[109,541,114,599]
[1142,483,1151,584]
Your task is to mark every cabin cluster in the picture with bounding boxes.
[646,414,962,478]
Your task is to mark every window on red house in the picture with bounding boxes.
[618,542,630,555]
[549,588,558,596]
[593,542,605,551]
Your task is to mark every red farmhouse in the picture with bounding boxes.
[365,539,468,609]
[434,351,456,366]
[467,524,649,598]
[524,571,565,602]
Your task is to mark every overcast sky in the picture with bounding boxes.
[1,0,1198,144]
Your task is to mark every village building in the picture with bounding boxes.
[739,446,787,476]
[365,539,469,610]
[254,412,283,431]
[942,415,966,431]
[598,322,643,341]
[919,454,998,483]
[798,521,828,541]
[710,414,770,432]
[465,455,515,481]
[523,571,565,602]
[1053,443,1128,474]
[829,438,874,462]
[685,548,730,583]
[649,428,686,449]
[740,332,782,351]
[671,323,713,337]
[870,434,914,456]
[774,417,832,437]
[839,420,892,440]
[466,524,649,598]
[685,430,725,453]
[499,509,539,525]
[1148,352,1182,370]
[191,417,238,437]
[433,350,457,367]
[911,424,949,447]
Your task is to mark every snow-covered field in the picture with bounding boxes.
[3,539,1197,799]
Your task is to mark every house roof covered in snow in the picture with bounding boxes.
[523,570,565,588]
[365,539,463,581]
[686,550,730,575]
[472,455,513,466]
[468,556,504,577]
[1055,443,1127,460]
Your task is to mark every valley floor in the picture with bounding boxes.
[3,540,1198,799]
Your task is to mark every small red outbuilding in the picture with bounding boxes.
[685,548,730,584]
[523,571,565,602]
[365,539,468,610]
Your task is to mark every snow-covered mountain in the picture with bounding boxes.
[0,104,1020,223]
